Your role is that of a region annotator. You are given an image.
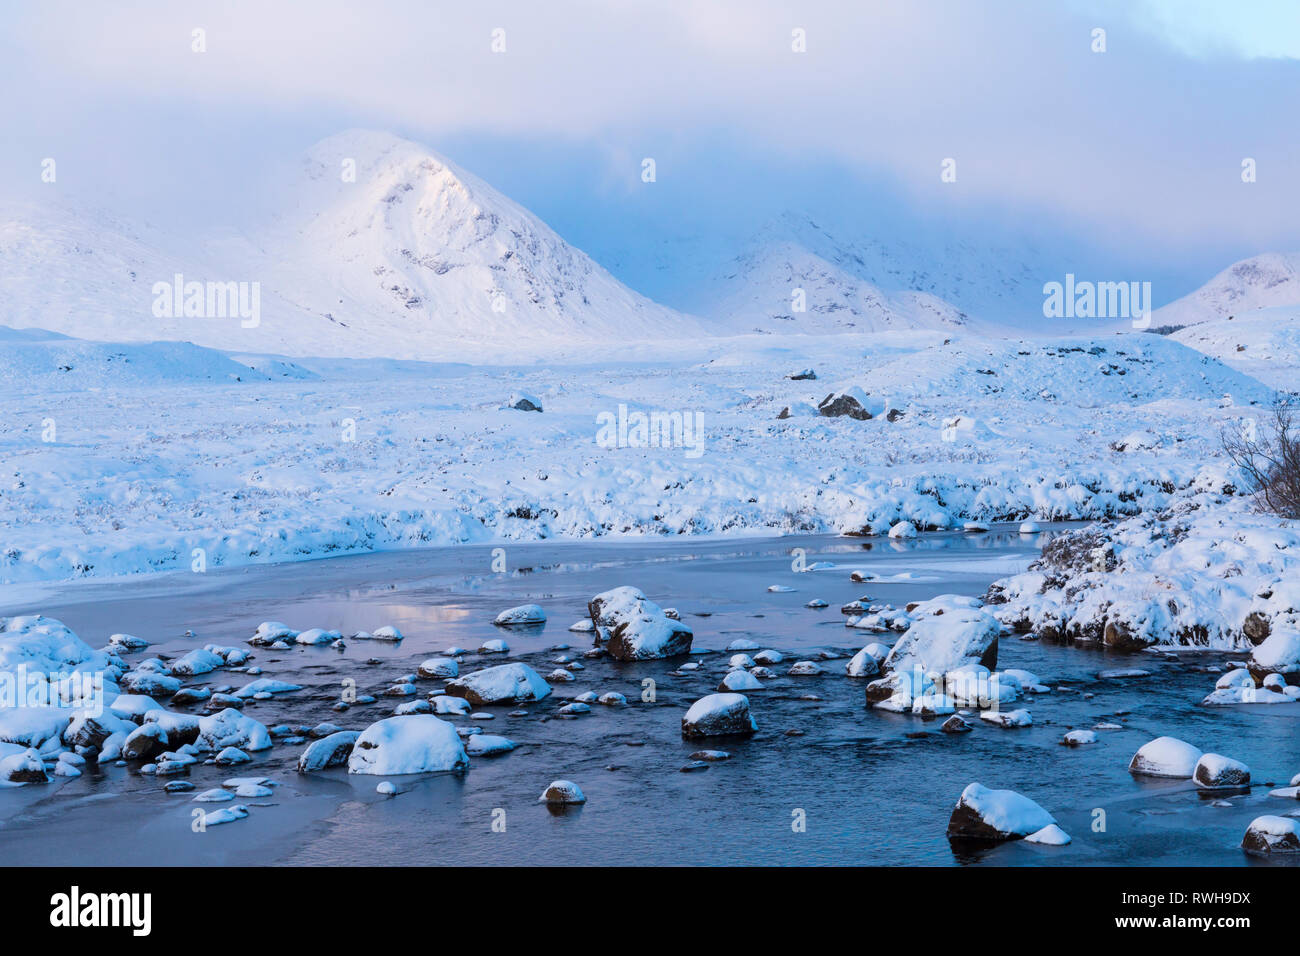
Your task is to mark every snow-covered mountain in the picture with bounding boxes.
[252,130,700,353]
[0,131,701,360]
[691,213,1046,334]
[704,239,972,334]
[1150,252,1300,330]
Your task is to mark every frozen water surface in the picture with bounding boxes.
[1,526,1297,866]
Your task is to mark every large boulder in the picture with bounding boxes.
[946,783,1056,842]
[1128,735,1202,778]
[444,662,551,706]
[1241,816,1300,855]
[681,693,757,739]
[883,595,999,678]
[347,716,468,775]
[297,731,360,772]
[588,586,693,661]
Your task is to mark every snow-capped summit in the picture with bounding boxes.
[258,130,698,353]
[1151,252,1300,329]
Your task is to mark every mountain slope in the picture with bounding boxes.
[704,239,973,334]
[691,213,1048,334]
[1150,252,1300,330]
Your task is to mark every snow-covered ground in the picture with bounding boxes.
[987,490,1300,660]
[0,322,1283,587]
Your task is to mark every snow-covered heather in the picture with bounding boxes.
[1170,308,1300,391]
[0,325,1282,586]
[987,488,1300,654]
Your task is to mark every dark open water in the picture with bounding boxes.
[1,527,1296,866]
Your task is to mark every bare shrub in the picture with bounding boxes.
[1222,403,1300,518]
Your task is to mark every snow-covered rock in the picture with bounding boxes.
[587,586,693,661]
[1,748,49,784]
[1057,728,1096,746]
[845,646,881,678]
[168,648,225,677]
[1193,753,1251,790]
[1128,736,1202,778]
[195,709,272,753]
[980,708,1032,728]
[444,662,551,706]
[681,693,757,739]
[787,661,823,676]
[297,731,360,772]
[1241,815,1300,855]
[1251,628,1300,681]
[888,521,918,539]
[431,695,472,716]
[494,604,546,626]
[883,595,999,678]
[718,670,763,692]
[466,734,517,756]
[250,621,298,645]
[946,783,1056,842]
[417,657,459,679]
[539,779,585,805]
[233,677,302,699]
[295,628,342,646]
[347,716,468,775]
[817,387,886,420]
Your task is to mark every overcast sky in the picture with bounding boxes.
[3,0,1298,305]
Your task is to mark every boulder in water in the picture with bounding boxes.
[682,693,757,739]
[444,662,552,706]
[946,783,1056,842]
[347,716,468,775]
[588,586,693,660]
